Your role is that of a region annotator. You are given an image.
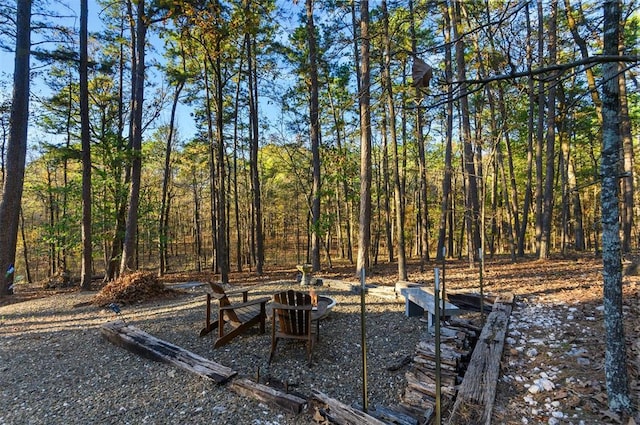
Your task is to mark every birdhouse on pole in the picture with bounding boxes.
[412,57,432,90]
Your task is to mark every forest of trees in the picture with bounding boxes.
[0,0,638,414]
[0,0,636,285]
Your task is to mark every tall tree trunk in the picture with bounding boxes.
[306,0,321,272]
[539,0,557,259]
[380,97,393,263]
[534,0,545,256]
[105,17,129,282]
[214,48,229,284]
[409,0,430,268]
[356,0,371,276]
[381,0,406,280]
[0,0,31,295]
[158,78,184,276]
[600,0,631,413]
[436,0,454,262]
[618,72,634,253]
[247,34,264,275]
[452,0,480,264]
[518,1,535,257]
[80,0,92,289]
[120,0,147,275]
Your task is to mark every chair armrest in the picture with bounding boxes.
[225,288,250,297]
[219,297,270,311]
[270,302,313,311]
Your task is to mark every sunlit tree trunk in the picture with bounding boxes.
[158,75,184,276]
[600,0,631,414]
[304,0,322,272]
[436,1,454,262]
[381,0,406,280]
[539,0,557,260]
[452,0,480,264]
[80,0,92,289]
[120,0,148,275]
[518,1,535,257]
[0,0,31,295]
[356,0,371,277]
[618,72,634,253]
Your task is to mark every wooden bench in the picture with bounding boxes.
[400,287,464,327]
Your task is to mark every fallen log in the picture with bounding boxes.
[357,405,418,425]
[311,390,387,425]
[446,292,514,425]
[230,377,307,415]
[101,321,236,384]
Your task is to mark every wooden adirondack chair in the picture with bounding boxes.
[269,290,314,366]
[200,283,270,348]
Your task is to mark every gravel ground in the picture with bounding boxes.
[0,281,425,425]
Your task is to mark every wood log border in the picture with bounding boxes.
[100,287,514,424]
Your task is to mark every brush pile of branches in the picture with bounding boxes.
[92,271,177,306]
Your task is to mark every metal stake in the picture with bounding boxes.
[360,267,368,412]
[434,268,442,425]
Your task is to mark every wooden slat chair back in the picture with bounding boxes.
[269,290,314,366]
[200,282,269,348]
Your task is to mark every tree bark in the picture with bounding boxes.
[306,0,321,273]
[356,0,371,276]
[452,0,481,264]
[120,0,148,275]
[381,0,406,280]
[600,0,631,414]
[436,1,454,262]
[0,0,31,295]
[539,0,558,260]
[80,0,92,289]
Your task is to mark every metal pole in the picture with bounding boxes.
[441,247,447,304]
[360,267,368,412]
[479,248,485,325]
[434,267,442,425]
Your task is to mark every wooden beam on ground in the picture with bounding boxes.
[230,378,307,415]
[311,390,388,425]
[446,292,514,425]
[101,321,237,384]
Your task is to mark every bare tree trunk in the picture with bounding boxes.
[534,1,545,257]
[158,78,184,276]
[356,0,371,276]
[247,33,264,275]
[408,0,430,268]
[379,98,393,263]
[0,0,30,295]
[518,1,534,257]
[452,0,481,264]
[305,0,322,272]
[19,208,32,283]
[539,0,558,260]
[214,48,229,283]
[120,0,148,275]
[600,0,631,414]
[436,1,454,262]
[618,72,634,253]
[80,0,92,289]
[379,0,406,280]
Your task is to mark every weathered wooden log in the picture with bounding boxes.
[229,377,307,414]
[355,405,418,425]
[415,340,461,366]
[311,390,387,425]
[446,292,514,425]
[405,372,456,398]
[101,321,237,384]
[401,387,436,412]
